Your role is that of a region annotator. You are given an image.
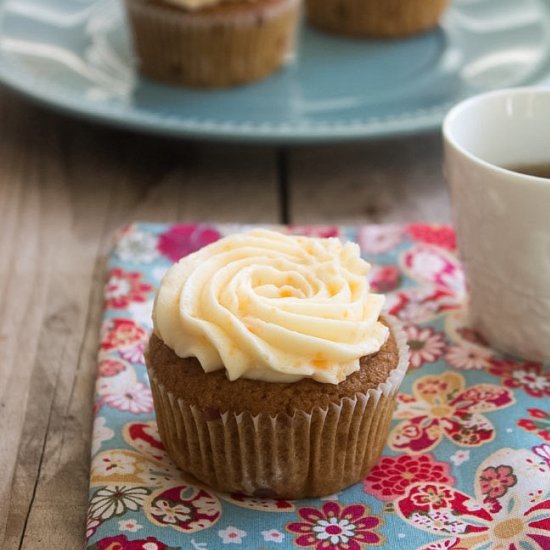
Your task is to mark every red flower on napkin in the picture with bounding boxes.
[395,448,550,550]
[518,409,550,441]
[368,265,401,293]
[287,501,383,549]
[88,534,178,550]
[105,268,153,310]
[157,224,221,262]
[407,223,456,251]
[389,372,514,454]
[363,454,454,501]
[488,359,550,398]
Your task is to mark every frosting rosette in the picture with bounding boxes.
[153,229,388,384]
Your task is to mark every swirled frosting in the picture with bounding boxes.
[153,229,388,384]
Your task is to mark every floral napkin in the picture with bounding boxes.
[86,223,550,550]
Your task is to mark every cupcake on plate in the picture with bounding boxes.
[124,0,300,87]
[305,0,450,38]
[146,229,409,498]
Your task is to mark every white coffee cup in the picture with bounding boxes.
[443,87,550,361]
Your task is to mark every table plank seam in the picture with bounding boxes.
[276,147,291,224]
[16,393,55,550]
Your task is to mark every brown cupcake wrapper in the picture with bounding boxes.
[148,314,409,499]
[125,0,301,87]
[305,0,449,38]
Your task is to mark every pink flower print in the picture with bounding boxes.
[218,526,247,544]
[262,529,285,543]
[518,409,550,442]
[401,245,465,296]
[387,286,460,323]
[287,501,383,549]
[488,359,550,398]
[119,341,146,364]
[395,448,550,550]
[146,485,221,533]
[118,519,143,533]
[390,372,514,454]
[363,454,454,501]
[91,423,222,537]
[89,535,177,550]
[102,382,153,414]
[369,265,401,293]
[149,499,191,524]
[404,325,447,369]
[105,268,154,309]
[157,224,221,262]
[97,358,127,377]
[445,344,491,370]
[479,465,517,500]
[358,224,404,255]
[407,224,456,251]
[450,450,470,466]
[409,485,456,511]
[100,318,148,353]
[410,510,467,536]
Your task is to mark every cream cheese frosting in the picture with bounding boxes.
[153,229,388,384]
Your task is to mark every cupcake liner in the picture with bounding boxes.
[305,0,449,38]
[148,314,409,499]
[125,0,300,87]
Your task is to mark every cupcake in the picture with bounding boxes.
[305,0,450,38]
[146,229,409,498]
[124,0,300,87]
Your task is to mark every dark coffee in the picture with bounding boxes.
[504,163,550,179]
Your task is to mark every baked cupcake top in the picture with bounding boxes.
[153,229,388,384]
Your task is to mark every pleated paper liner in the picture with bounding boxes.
[305,0,450,38]
[125,0,300,87]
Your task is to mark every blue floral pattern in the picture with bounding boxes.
[87,223,550,550]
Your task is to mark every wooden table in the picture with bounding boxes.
[0,86,450,549]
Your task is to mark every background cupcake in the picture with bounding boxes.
[146,229,409,498]
[125,0,300,87]
[305,0,450,38]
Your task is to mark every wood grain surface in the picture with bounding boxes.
[0,87,450,549]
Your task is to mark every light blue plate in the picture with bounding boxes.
[1,0,550,143]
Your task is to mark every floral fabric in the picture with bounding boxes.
[87,223,550,550]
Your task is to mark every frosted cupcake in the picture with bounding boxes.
[146,229,409,498]
[124,0,300,87]
[305,0,450,38]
